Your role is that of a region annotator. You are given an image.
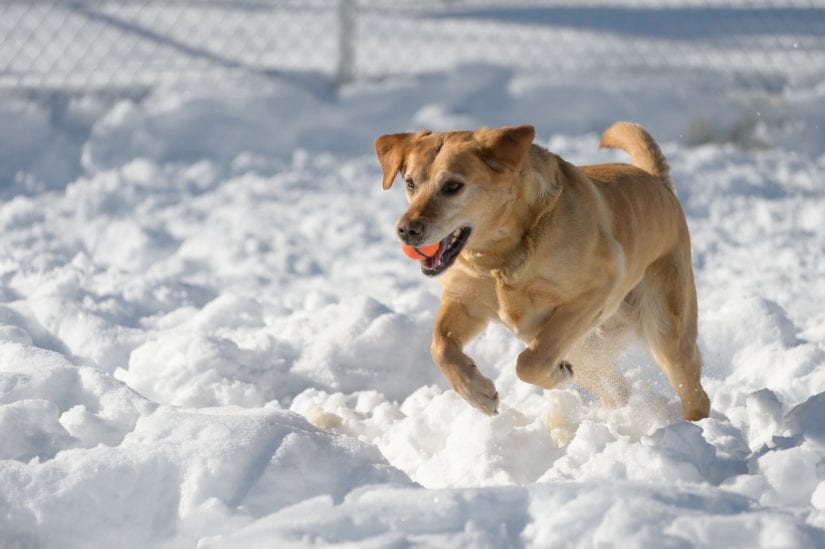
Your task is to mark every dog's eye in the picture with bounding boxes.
[442,180,464,196]
[405,178,415,191]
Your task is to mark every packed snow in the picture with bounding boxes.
[2,3,825,548]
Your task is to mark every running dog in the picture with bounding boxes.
[374,122,710,421]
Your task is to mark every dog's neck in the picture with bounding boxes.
[460,150,563,280]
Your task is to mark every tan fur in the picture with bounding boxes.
[600,121,673,191]
[374,122,710,421]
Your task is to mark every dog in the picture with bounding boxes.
[374,122,710,421]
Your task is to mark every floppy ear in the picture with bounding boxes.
[475,125,535,172]
[374,133,412,190]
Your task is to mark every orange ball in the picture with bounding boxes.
[401,243,440,261]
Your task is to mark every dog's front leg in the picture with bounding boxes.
[516,300,605,390]
[431,298,498,414]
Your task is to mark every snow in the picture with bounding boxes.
[2,3,825,548]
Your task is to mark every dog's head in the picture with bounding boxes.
[374,125,535,276]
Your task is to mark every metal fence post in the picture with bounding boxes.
[337,0,356,84]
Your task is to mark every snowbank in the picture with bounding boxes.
[1,41,824,549]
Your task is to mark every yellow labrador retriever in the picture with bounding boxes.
[374,122,710,421]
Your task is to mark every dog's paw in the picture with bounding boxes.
[543,390,581,447]
[545,360,574,387]
[455,365,499,415]
[516,350,574,389]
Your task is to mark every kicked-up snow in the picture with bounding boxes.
[1,28,825,549]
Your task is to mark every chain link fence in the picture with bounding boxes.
[1,0,824,90]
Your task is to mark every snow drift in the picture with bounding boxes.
[1,15,825,548]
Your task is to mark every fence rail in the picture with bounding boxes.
[1,0,823,91]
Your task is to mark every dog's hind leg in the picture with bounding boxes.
[566,316,633,409]
[635,252,710,421]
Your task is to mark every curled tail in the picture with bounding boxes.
[599,122,673,192]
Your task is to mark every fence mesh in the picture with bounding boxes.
[1,0,823,91]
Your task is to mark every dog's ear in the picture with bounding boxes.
[476,125,535,173]
[374,133,413,190]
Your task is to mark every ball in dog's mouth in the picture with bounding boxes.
[420,227,472,276]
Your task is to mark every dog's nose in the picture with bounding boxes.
[397,219,424,242]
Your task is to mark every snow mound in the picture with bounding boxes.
[1,49,825,547]
[0,344,409,549]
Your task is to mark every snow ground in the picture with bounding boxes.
[2,4,825,549]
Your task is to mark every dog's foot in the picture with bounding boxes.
[303,405,343,431]
[682,388,711,421]
[543,390,580,447]
[516,350,574,389]
[455,364,499,415]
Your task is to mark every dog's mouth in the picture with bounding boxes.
[421,227,471,277]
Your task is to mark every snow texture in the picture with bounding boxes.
[1,5,825,549]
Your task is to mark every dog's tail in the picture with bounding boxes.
[599,122,673,192]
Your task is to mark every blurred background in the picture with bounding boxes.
[1,0,824,195]
[3,0,825,161]
[2,0,823,90]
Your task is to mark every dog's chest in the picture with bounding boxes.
[491,279,555,342]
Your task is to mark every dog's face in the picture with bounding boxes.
[375,125,535,276]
